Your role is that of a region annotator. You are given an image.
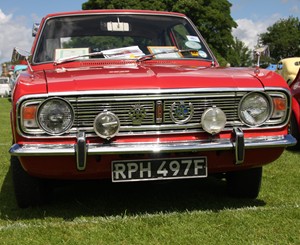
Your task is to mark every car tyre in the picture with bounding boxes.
[226,167,262,199]
[11,156,51,208]
[288,113,300,150]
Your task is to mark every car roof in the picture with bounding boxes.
[43,9,186,19]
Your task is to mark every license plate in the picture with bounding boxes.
[112,157,207,182]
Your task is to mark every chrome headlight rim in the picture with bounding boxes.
[201,106,227,135]
[238,91,273,127]
[36,97,74,135]
[93,111,120,139]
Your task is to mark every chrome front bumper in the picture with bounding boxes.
[9,128,296,171]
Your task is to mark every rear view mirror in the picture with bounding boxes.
[107,21,129,31]
[103,18,130,32]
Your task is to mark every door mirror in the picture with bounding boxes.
[11,47,31,64]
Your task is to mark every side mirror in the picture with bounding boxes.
[32,23,40,37]
[11,48,33,72]
[11,47,31,64]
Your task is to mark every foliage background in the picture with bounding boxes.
[81,0,300,66]
[82,0,238,66]
[259,16,300,62]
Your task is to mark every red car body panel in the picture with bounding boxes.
[44,66,264,92]
[21,148,284,179]
[13,64,288,98]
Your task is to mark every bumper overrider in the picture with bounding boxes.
[9,128,296,171]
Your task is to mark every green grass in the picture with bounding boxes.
[0,98,299,244]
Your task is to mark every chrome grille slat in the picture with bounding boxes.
[17,89,291,138]
[66,92,245,135]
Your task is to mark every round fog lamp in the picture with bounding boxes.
[201,106,227,135]
[94,111,120,139]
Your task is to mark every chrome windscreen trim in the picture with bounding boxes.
[31,11,212,65]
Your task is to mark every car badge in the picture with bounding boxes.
[170,101,194,124]
[129,104,146,125]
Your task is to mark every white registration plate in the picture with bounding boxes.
[112,157,207,182]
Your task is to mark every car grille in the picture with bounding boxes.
[64,91,245,136]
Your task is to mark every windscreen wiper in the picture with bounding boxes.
[54,48,213,65]
[137,48,201,62]
[54,51,104,65]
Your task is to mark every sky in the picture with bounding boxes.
[0,0,299,65]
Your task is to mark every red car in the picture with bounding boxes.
[289,69,300,148]
[9,10,295,208]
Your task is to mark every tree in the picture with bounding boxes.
[259,16,300,61]
[227,38,252,67]
[82,0,237,66]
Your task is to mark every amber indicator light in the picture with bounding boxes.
[22,106,37,120]
[273,98,286,111]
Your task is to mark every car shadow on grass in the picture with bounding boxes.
[0,167,266,220]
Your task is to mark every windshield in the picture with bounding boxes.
[33,14,213,64]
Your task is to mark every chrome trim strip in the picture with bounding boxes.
[48,88,261,97]
[15,87,291,104]
[9,134,296,156]
[15,89,259,102]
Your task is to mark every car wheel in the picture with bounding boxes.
[288,113,300,150]
[226,167,262,199]
[11,156,51,208]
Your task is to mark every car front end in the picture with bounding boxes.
[9,10,296,207]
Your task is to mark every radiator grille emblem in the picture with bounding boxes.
[129,104,146,125]
[170,101,194,124]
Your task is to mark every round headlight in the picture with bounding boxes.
[201,106,227,135]
[37,98,74,135]
[239,92,271,126]
[94,111,120,139]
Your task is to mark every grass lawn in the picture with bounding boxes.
[0,98,299,244]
